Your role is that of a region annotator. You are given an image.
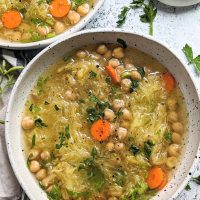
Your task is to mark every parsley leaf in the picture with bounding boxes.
[144,140,154,159]
[67,190,89,198]
[71,0,87,9]
[47,185,61,200]
[54,105,60,111]
[29,104,41,113]
[130,80,139,92]
[34,118,47,128]
[91,147,98,158]
[113,169,126,187]
[0,119,5,124]
[117,38,127,48]
[56,126,70,149]
[31,135,36,148]
[182,44,200,72]
[89,71,97,78]
[65,125,70,139]
[164,131,172,142]
[129,144,140,155]
[191,175,200,185]
[117,0,157,35]
[137,66,145,78]
[44,101,50,105]
[185,184,191,191]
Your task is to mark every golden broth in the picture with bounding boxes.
[22,44,187,200]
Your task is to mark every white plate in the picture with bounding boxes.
[159,0,200,7]
[5,29,200,200]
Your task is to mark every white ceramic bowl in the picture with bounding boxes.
[0,0,104,50]
[158,0,200,7]
[5,29,200,200]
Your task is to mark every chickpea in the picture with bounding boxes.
[29,160,40,173]
[172,122,184,134]
[167,98,177,111]
[41,174,56,188]
[54,21,65,34]
[131,70,142,81]
[117,127,127,140]
[166,156,178,169]
[168,111,178,123]
[37,26,51,36]
[168,144,180,157]
[104,109,116,122]
[125,63,137,70]
[76,50,87,59]
[18,23,30,32]
[92,52,102,60]
[77,3,90,16]
[28,149,40,160]
[104,50,112,59]
[21,32,32,41]
[11,31,21,42]
[64,90,76,101]
[108,187,122,197]
[120,121,130,129]
[112,99,125,111]
[106,142,115,151]
[172,132,182,144]
[67,10,81,25]
[110,123,117,135]
[116,65,124,75]
[96,44,108,55]
[121,78,131,92]
[112,47,125,59]
[115,142,125,151]
[40,150,50,161]
[36,169,47,180]
[108,58,120,68]
[122,108,132,120]
[21,116,34,130]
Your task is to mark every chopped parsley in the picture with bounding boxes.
[89,71,97,78]
[129,144,140,155]
[67,190,89,198]
[185,184,191,191]
[44,101,50,105]
[55,125,70,149]
[34,118,48,128]
[54,105,60,111]
[29,104,41,113]
[144,140,154,159]
[36,76,49,95]
[47,185,61,200]
[117,38,127,49]
[31,135,36,148]
[164,131,172,142]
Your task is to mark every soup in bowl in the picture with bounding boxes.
[5,30,200,200]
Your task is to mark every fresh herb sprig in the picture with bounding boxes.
[182,44,200,73]
[0,60,24,94]
[117,0,157,36]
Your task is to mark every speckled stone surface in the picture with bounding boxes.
[84,1,200,199]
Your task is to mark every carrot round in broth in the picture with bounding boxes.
[162,72,176,92]
[158,171,168,190]
[91,119,111,141]
[146,167,165,189]
[2,10,22,29]
[50,0,71,18]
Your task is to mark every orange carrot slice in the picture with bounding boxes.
[91,119,111,141]
[2,10,22,29]
[105,65,120,84]
[162,72,176,92]
[50,0,71,18]
[146,167,165,189]
[158,171,168,190]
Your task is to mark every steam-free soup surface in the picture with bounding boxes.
[0,0,95,43]
[22,43,187,200]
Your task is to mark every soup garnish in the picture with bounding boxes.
[22,43,187,200]
[0,0,95,42]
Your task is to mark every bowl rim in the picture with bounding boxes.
[0,0,105,50]
[5,28,200,200]
[158,0,200,7]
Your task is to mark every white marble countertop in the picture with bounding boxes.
[85,0,200,199]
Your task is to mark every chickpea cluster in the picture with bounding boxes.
[103,99,132,152]
[165,98,184,169]
[28,148,55,192]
